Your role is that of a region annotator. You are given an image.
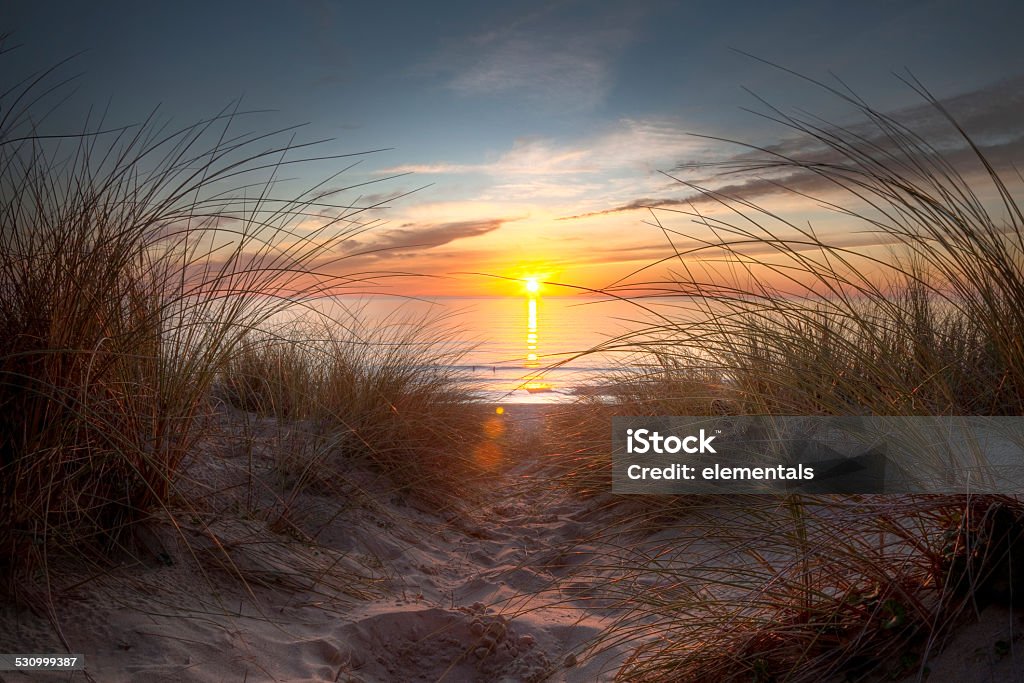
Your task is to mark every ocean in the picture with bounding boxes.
[333,295,675,404]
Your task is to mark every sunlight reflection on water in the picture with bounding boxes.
[284,295,703,403]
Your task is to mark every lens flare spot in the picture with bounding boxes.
[473,441,503,471]
[483,415,506,438]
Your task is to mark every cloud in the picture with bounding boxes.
[449,35,616,111]
[725,73,1024,168]
[375,163,478,175]
[556,171,825,219]
[561,74,1024,220]
[379,138,592,177]
[343,217,512,257]
[378,118,714,204]
[431,5,642,113]
[561,135,1024,220]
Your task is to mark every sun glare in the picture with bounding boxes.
[525,278,540,294]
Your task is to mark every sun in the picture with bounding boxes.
[525,277,540,294]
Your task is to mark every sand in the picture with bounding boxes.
[0,405,637,681]
[1,404,1022,682]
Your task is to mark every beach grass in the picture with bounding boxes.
[609,72,1023,418]
[576,494,1020,682]
[217,315,487,505]
[570,72,1024,680]
[0,49,483,599]
[543,364,728,499]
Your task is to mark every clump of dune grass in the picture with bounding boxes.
[0,45,409,593]
[217,313,488,506]
[577,71,1024,679]
[219,332,320,419]
[544,362,727,499]
[613,71,1023,417]
[579,494,1022,682]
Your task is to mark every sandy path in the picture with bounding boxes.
[0,405,638,682]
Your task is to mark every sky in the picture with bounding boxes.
[5,0,1024,297]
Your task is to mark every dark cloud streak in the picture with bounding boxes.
[561,74,1024,221]
[343,218,511,257]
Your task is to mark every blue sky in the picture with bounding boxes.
[6,0,1024,294]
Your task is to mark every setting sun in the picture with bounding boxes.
[525,278,540,294]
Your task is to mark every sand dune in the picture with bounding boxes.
[2,405,1021,682]
[0,406,642,681]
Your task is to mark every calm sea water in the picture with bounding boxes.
[331,295,678,403]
